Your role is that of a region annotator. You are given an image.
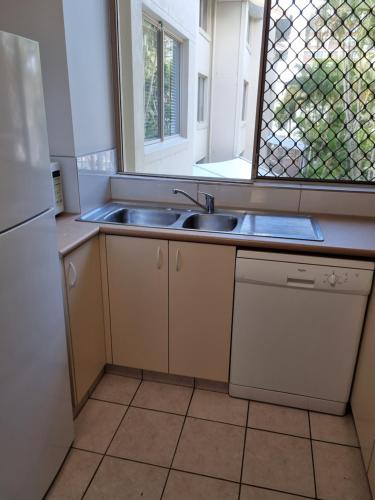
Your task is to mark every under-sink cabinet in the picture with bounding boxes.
[105,236,235,382]
[63,236,106,406]
[106,237,169,372]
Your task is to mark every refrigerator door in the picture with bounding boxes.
[0,31,53,233]
[0,209,74,500]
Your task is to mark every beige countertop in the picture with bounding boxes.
[55,212,375,260]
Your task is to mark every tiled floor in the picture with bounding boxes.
[47,374,371,500]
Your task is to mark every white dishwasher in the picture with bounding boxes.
[230,250,374,415]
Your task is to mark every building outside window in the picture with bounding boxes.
[197,74,207,122]
[143,17,181,142]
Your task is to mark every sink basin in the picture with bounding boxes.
[104,208,180,227]
[182,213,238,232]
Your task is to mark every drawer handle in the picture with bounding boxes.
[176,249,181,272]
[156,246,162,269]
[68,262,77,288]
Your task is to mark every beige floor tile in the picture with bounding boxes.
[46,449,101,500]
[91,374,140,405]
[313,441,371,500]
[188,389,248,426]
[240,484,312,500]
[74,399,126,453]
[310,412,359,446]
[84,456,168,500]
[173,417,245,482]
[162,470,239,500]
[242,429,315,498]
[108,407,184,467]
[248,402,309,438]
[132,381,193,415]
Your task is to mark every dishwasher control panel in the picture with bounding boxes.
[236,258,373,295]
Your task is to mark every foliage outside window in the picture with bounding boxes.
[143,17,181,142]
[257,0,375,183]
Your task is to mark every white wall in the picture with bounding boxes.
[62,0,115,157]
[0,0,75,157]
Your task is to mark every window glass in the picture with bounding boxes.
[164,33,180,136]
[197,75,206,122]
[199,0,208,32]
[143,19,161,140]
[257,0,375,182]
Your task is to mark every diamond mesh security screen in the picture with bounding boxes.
[257,0,375,182]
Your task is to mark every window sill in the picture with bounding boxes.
[144,136,189,159]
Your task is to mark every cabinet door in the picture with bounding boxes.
[169,241,235,381]
[64,237,106,405]
[351,286,375,468]
[106,236,168,372]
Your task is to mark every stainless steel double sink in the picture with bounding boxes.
[79,202,324,241]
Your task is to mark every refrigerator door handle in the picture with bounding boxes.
[68,262,77,288]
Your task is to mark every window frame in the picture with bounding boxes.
[112,0,375,188]
[143,14,182,145]
[199,0,209,33]
[197,73,207,123]
[242,80,249,122]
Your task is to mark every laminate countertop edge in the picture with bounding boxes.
[55,213,375,260]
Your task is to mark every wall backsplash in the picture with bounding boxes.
[110,175,375,218]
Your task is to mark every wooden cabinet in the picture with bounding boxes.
[64,236,106,405]
[351,285,375,471]
[368,451,375,494]
[169,242,236,381]
[106,236,169,373]
[104,236,236,381]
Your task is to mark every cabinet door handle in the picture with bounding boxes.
[68,262,77,288]
[156,246,162,269]
[176,249,181,272]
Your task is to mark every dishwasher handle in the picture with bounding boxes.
[287,277,315,288]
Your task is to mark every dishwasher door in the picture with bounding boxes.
[230,255,373,415]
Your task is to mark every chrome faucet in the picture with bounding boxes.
[173,188,215,214]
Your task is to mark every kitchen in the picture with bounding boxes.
[1,0,375,499]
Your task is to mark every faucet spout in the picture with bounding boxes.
[173,189,215,213]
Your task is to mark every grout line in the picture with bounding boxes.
[308,411,318,499]
[87,393,359,448]
[159,386,196,499]
[80,381,143,498]
[89,396,132,407]
[238,400,250,500]
[241,482,316,499]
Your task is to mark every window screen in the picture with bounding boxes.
[256,0,375,183]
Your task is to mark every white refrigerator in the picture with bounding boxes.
[0,31,74,499]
